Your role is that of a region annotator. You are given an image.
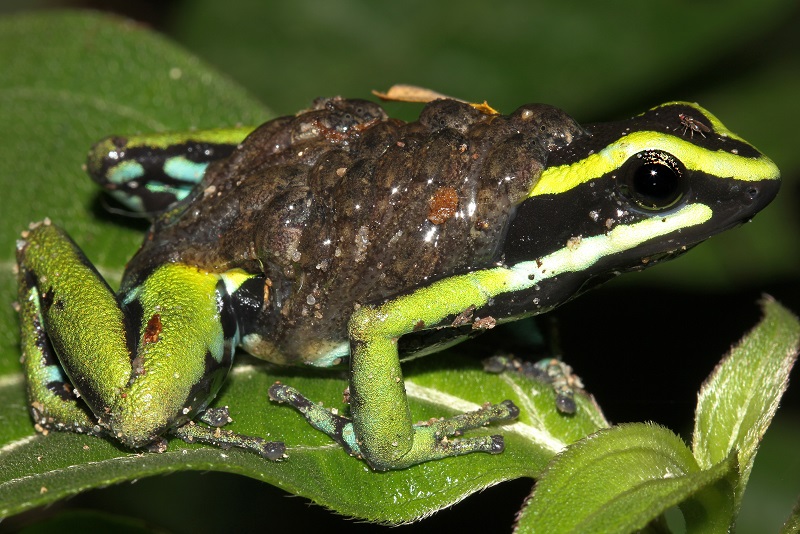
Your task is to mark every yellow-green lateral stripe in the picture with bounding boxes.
[530,131,780,197]
[352,203,713,339]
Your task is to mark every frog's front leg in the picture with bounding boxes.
[16,221,284,459]
[271,273,520,470]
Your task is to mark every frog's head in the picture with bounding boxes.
[499,102,780,307]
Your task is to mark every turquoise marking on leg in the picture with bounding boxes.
[43,364,68,384]
[308,341,350,367]
[163,157,209,183]
[107,160,145,184]
[109,191,145,212]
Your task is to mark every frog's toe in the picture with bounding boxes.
[490,434,505,454]
[260,440,287,461]
[419,399,519,437]
[502,399,521,419]
[269,382,360,455]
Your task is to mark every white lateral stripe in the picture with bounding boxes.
[505,203,713,291]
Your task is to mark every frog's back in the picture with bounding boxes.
[124,97,581,362]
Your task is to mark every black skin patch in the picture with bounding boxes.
[549,103,761,167]
[180,356,232,421]
[40,288,54,313]
[229,275,268,340]
[216,279,239,341]
[122,297,144,364]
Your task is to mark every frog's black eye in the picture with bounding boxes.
[617,150,685,211]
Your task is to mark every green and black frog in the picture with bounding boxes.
[16,95,780,470]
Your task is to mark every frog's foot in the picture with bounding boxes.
[407,399,520,459]
[268,382,518,469]
[172,421,286,461]
[484,355,584,414]
[268,383,362,455]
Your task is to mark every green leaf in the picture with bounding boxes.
[1,6,797,530]
[0,350,607,521]
[693,297,800,511]
[515,423,737,534]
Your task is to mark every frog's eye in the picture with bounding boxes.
[617,150,685,211]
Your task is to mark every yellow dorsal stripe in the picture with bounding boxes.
[530,130,779,197]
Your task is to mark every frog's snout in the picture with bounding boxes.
[744,175,781,213]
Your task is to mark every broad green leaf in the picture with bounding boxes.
[515,423,737,534]
[0,350,607,521]
[0,10,271,378]
[693,298,800,510]
[1,6,798,531]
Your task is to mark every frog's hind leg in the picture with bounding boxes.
[16,221,284,460]
[17,221,138,444]
[17,240,102,438]
[86,126,255,215]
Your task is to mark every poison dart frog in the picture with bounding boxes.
[16,95,779,470]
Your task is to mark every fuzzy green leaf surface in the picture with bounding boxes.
[0,351,607,521]
[516,423,737,534]
[693,297,800,511]
[0,10,272,379]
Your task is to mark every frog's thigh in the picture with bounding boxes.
[16,222,131,434]
[16,222,231,448]
[347,272,519,470]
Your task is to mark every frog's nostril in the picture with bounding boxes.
[743,178,780,213]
